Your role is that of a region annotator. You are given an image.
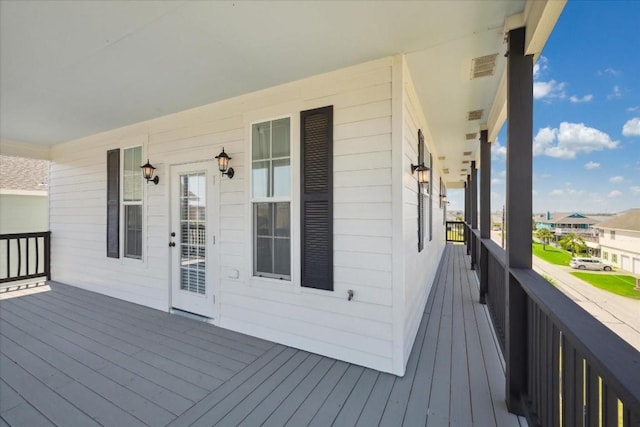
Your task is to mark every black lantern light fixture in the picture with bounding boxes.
[141,159,159,185]
[215,147,234,179]
[411,163,430,185]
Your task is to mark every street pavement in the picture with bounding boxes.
[532,256,640,351]
[490,231,640,351]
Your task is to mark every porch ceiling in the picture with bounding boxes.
[1,1,559,187]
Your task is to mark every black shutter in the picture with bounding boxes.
[417,129,424,252]
[107,149,120,258]
[429,152,433,241]
[301,106,333,291]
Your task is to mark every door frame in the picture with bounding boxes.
[169,161,219,319]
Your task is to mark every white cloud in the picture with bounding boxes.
[608,190,622,198]
[533,80,566,100]
[533,122,618,159]
[607,85,622,100]
[491,139,507,160]
[599,67,621,77]
[584,161,600,170]
[630,186,640,195]
[569,94,593,103]
[609,176,624,183]
[491,178,502,185]
[622,117,640,136]
[549,189,564,196]
[532,127,557,156]
[628,106,640,113]
[533,56,548,79]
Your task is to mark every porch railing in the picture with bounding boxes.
[465,224,640,426]
[445,221,465,243]
[0,231,51,284]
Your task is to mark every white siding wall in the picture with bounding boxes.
[50,57,401,373]
[400,61,446,364]
[599,229,640,274]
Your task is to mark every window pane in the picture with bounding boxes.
[125,205,142,259]
[272,118,290,158]
[272,159,290,197]
[252,122,270,160]
[274,202,290,237]
[124,147,142,202]
[252,161,269,198]
[255,203,273,236]
[255,237,273,275]
[274,238,291,276]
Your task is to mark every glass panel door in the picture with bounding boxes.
[180,173,206,294]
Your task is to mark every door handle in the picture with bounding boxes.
[169,242,176,247]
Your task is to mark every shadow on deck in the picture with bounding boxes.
[0,245,523,426]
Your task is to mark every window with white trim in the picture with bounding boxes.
[123,146,143,259]
[251,118,291,279]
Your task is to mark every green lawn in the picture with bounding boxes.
[532,242,573,266]
[571,273,640,299]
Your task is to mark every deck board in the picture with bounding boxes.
[0,245,524,426]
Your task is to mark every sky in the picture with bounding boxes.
[451,0,640,214]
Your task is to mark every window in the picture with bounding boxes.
[123,146,143,259]
[610,230,616,240]
[612,254,618,263]
[252,118,291,279]
[417,129,426,251]
[603,251,608,260]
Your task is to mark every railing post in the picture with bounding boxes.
[505,26,533,416]
[479,130,490,303]
[470,161,478,270]
[44,231,51,281]
[465,177,471,255]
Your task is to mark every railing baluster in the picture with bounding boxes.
[35,236,40,275]
[603,384,618,426]
[26,237,30,275]
[551,323,560,426]
[562,337,577,427]
[17,237,21,277]
[587,364,599,427]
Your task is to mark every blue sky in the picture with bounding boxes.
[452,1,640,214]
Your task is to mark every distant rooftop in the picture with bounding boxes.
[538,212,598,225]
[0,155,49,193]
[596,209,640,232]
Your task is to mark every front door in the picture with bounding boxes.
[170,162,217,318]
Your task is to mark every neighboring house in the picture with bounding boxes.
[0,1,563,377]
[536,212,598,237]
[596,209,640,274]
[0,155,48,234]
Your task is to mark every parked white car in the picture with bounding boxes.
[569,257,613,271]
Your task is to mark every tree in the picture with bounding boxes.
[559,233,586,256]
[535,228,554,250]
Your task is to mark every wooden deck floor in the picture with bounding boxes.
[0,245,524,426]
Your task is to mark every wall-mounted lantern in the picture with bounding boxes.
[411,163,430,185]
[141,159,159,185]
[215,147,234,179]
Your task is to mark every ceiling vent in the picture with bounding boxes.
[462,160,470,164]
[438,156,446,160]
[463,151,472,156]
[471,54,498,79]
[461,168,467,172]
[465,133,477,140]
[443,168,449,174]
[467,110,483,121]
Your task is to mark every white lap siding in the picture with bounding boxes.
[399,59,446,366]
[50,57,407,373]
